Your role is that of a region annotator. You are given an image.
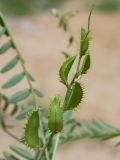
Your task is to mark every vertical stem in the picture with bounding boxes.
[51,133,60,160]
[39,120,50,160]
[36,133,54,160]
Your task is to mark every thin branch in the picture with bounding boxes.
[4,129,20,142]
[51,133,60,160]
[36,133,54,160]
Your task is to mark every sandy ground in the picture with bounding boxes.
[1,9,120,160]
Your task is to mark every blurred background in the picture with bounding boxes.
[0,0,120,159]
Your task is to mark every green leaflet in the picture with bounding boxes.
[10,105,18,116]
[8,89,31,104]
[2,151,19,160]
[0,27,7,37]
[64,82,83,110]
[80,54,91,75]
[0,56,19,73]
[0,40,13,55]
[80,28,89,55]
[64,111,72,124]
[81,28,87,40]
[0,12,5,27]
[59,56,76,86]
[24,110,39,148]
[62,51,70,59]
[9,145,33,160]
[48,96,63,133]
[59,16,68,31]
[27,72,35,82]
[2,72,25,89]
[83,119,101,133]
[16,105,34,120]
[33,88,43,97]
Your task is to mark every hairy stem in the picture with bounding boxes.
[38,120,50,160]
[51,133,60,160]
[36,133,54,160]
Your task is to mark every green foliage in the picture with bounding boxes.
[16,105,35,120]
[0,56,19,73]
[10,105,18,116]
[10,145,34,160]
[27,72,35,82]
[61,51,70,59]
[2,151,19,160]
[48,96,63,133]
[0,93,19,118]
[80,54,91,75]
[63,111,72,124]
[8,89,31,104]
[64,82,84,111]
[24,110,39,148]
[59,56,76,86]
[0,11,43,156]
[0,27,7,37]
[33,88,44,97]
[61,119,120,144]
[0,40,13,55]
[80,28,89,56]
[2,72,25,89]
[53,10,77,31]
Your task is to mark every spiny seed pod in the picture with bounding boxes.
[64,82,84,111]
[24,109,39,149]
[48,96,63,133]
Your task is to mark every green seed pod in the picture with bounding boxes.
[64,82,84,111]
[48,96,63,133]
[24,110,39,149]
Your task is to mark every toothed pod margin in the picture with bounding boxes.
[64,82,84,110]
[48,96,63,133]
[24,109,39,149]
